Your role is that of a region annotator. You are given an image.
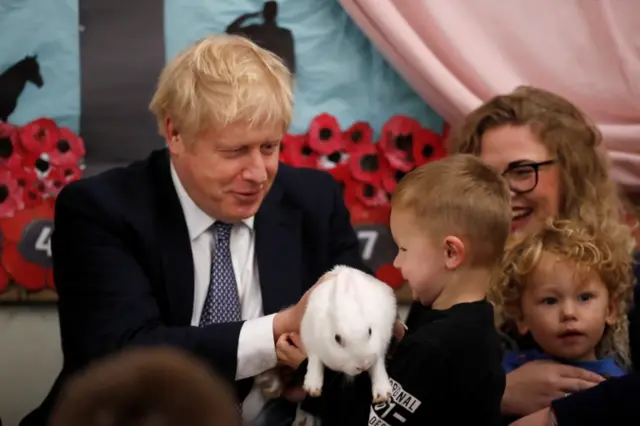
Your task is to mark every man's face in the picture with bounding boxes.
[169,121,282,222]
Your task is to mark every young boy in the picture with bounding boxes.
[495,219,632,378]
[276,154,512,425]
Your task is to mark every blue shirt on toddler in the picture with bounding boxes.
[503,349,626,378]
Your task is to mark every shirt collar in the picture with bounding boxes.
[170,162,254,241]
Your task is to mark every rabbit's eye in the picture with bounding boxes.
[368,327,372,336]
[334,334,342,345]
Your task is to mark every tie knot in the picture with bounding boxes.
[213,221,233,241]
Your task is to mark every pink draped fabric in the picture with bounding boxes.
[339,0,640,189]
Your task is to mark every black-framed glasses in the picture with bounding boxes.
[502,159,556,194]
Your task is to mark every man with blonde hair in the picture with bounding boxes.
[21,35,366,426]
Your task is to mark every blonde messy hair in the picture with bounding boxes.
[149,34,293,139]
[491,219,634,369]
[449,85,633,248]
[392,154,511,268]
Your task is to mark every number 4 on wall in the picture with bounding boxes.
[34,226,53,257]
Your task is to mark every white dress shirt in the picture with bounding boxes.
[170,163,277,420]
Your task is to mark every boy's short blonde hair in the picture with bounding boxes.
[149,34,293,139]
[391,154,511,268]
[492,219,634,367]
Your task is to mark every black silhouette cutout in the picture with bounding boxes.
[226,1,296,74]
[0,55,43,122]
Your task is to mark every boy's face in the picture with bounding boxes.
[390,209,462,306]
[517,252,617,362]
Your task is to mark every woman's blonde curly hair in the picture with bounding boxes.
[449,85,633,250]
[491,218,635,369]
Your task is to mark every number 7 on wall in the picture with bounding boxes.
[357,230,378,261]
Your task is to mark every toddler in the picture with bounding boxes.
[493,219,633,381]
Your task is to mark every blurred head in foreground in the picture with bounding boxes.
[50,346,241,426]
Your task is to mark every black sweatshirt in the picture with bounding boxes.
[299,300,505,425]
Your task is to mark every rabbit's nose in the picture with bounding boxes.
[356,361,372,372]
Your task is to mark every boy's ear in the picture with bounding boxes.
[443,236,465,270]
[605,298,619,326]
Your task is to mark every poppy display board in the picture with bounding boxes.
[281,113,450,302]
[0,0,443,303]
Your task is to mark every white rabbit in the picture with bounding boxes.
[300,265,397,403]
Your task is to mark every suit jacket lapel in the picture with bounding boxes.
[151,149,194,325]
[255,182,302,315]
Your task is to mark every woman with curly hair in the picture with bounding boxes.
[494,219,634,379]
[421,85,640,425]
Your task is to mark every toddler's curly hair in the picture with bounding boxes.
[490,218,635,369]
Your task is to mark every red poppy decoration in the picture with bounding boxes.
[381,167,408,196]
[413,128,447,166]
[60,164,83,184]
[10,167,42,208]
[44,165,82,198]
[0,263,9,292]
[352,179,388,208]
[343,121,373,153]
[0,169,25,219]
[327,163,351,185]
[11,166,38,189]
[376,263,404,289]
[317,151,348,170]
[350,202,391,225]
[48,126,86,167]
[19,118,60,179]
[0,122,24,172]
[380,115,423,172]
[22,180,47,208]
[341,175,360,212]
[19,118,59,154]
[348,143,384,186]
[0,202,54,291]
[308,113,343,155]
[280,133,318,168]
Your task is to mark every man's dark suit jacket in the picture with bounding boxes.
[20,149,368,426]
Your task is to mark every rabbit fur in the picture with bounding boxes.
[300,265,397,403]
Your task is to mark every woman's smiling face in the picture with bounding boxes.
[479,125,561,234]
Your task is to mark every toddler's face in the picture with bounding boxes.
[517,252,616,362]
[390,209,446,306]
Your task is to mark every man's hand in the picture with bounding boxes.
[276,332,307,369]
[273,272,334,341]
[502,360,605,416]
[393,319,407,341]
